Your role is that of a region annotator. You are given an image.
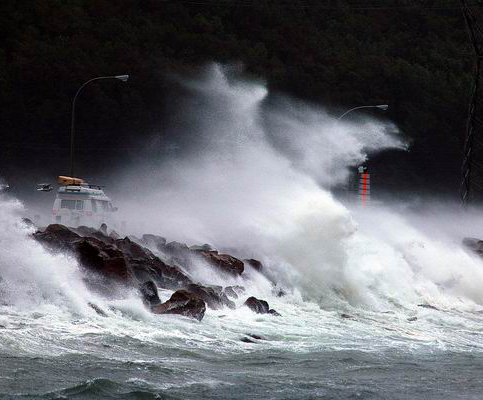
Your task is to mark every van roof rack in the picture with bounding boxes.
[85,184,104,190]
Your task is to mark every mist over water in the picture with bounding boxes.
[3,64,483,399]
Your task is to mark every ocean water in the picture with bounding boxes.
[2,295,483,399]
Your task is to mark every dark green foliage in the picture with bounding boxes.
[0,0,474,194]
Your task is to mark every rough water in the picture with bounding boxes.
[3,65,483,399]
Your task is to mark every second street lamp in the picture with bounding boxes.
[69,75,129,178]
[337,104,388,122]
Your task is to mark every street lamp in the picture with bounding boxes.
[336,104,388,201]
[337,104,388,122]
[69,75,129,178]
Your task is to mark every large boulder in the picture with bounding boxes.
[151,290,206,321]
[199,251,244,276]
[190,243,217,252]
[244,259,263,273]
[463,237,483,255]
[34,224,80,250]
[75,237,133,285]
[223,285,245,299]
[34,225,133,285]
[140,281,161,307]
[185,283,235,310]
[73,225,115,244]
[243,296,281,316]
[33,224,193,291]
[141,234,167,251]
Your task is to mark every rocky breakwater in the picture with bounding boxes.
[33,224,281,321]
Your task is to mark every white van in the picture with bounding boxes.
[52,178,117,228]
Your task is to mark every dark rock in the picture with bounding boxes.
[268,309,281,316]
[109,230,120,240]
[275,288,287,297]
[200,251,244,276]
[140,281,161,306]
[34,224,80,249]
[340,313,354,319]
[164,241,190,256]
[223,285,243,299]
[141,234,167,250]
[463,237,483,255]
[34,224,193,292]
[244,258,263,272]
[244,296,270,314]
[75,238,133,285]
[73,225,114,244]
[185,283,235,310]
[190,243,217,252]
[151,290,206,321]
[99,223,107,235]
[407,316,418,322]
[115,237,155,260]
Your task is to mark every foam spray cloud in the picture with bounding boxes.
[115,63,446,308]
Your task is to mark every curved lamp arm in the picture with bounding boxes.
[70,75,129,178]
[337,104,388,122]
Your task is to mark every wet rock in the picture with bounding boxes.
[34,224,192,291]
[244,296,269,314]
[34,225,131,285]
[115,237,156,260]
[268,309,282,317]
[109,230,120,240]
[185,283,235,310]
[223,285,245,299]
[190,243,217,252]
[141,234,167,251]
[34,224,80,249]
[99,223,108,235]
[164,241,191,257]
[407,316,418,322]
[244,258,263,272]
[340,313,355,319]
[463,237,483,255]
[74,225,114,244]
[75,238,133,285]
[243,296,280,316]
[200,251,244,276]
[151,290,206,321]
[140,281,161,307]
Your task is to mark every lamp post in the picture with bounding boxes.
[337,104,388,122]
[337,104,388,202]
[69,75,129,178]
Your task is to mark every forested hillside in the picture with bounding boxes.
[0,0,475,195]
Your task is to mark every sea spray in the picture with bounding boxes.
[0,192,94,313]
[108,64,483,313]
